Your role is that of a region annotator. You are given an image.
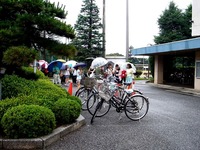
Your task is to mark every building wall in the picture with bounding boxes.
[192,0,200,36]
[154,55,163,84]
[195,51,200,90]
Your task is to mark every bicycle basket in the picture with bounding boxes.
[98,83,112,101]
[81,77,97,88]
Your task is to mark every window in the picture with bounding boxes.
[196,61,200,78]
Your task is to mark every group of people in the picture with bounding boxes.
[88,63,136,89]
[52,61,136,90]
[52,62,83,89]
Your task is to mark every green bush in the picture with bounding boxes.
[52,98,81,125]
[14,66,48,80]
[135,70,143,78]
[1,75,35,99]
[2,46,38,67]
[0,95,53,122]
[1,75,68,101]
[1,105,56,139]
[66,95,82,106]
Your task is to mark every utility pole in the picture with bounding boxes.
[126,0,129,61]
[102,0,106,57]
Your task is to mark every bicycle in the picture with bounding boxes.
[75,75,105,110]
[89,82,149,124]
[86,81,143,116]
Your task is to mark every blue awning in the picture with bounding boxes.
[131,37,200,56]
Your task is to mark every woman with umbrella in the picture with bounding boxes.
[62,65,71,86]
[76,66,83,89]
[52,62,61,84]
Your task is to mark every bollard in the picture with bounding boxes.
[68,82,73,96]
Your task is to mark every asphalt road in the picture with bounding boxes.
[48,81,200,150]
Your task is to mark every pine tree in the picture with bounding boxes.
[0,0,76,66]
[73,0,103,61]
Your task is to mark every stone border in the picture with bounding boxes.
[0,115,86,150]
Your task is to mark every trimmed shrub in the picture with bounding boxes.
[66,95,82,107]
[52,98,81,125]
[1,75,35,99]
[0,95,52,121]
[15,66,48,80]
[135,70,143,78]
[1,75,68,102]
[2,46,38,67]
[1,105,56,139]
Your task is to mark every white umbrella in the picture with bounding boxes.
[90,57,108,68]
[115,62,136,73]
[64,60,77,68]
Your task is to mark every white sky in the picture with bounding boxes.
[50,0,192,56]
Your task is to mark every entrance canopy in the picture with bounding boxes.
[131,37,200,56]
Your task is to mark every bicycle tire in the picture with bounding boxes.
[87,92,111,117]
[125,94,149,121]
[75,87,85,96]
[76,88,94,110]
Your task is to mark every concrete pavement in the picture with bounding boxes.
[147,82,200,97]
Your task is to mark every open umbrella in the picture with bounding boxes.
[115,62,136,73]
[56,59,66,63]
[37,60,48,69]
[65,60,77,68]
[60,60,77,70]
[73,62,86,69]
[90,57,108,68]
[47,60,63,72]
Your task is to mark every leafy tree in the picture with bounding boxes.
[73,0,103,61]
[0,0,76,67]
[151,2,192,78]
[154,2,192,44]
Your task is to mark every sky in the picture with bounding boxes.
[50,0,192,56]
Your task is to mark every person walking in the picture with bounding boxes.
[76,67,82,89]
[63,65,70,86]
[72,68,77,86]
[52,62,61,84]
[113,64,121,84]
[105,63,113,82]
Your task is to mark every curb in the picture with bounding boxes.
[148,82,200,96]
[0,115,86,150]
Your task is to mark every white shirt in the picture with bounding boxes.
[77,69,82,80]
[63,68,70,76]
[73,69,77,76]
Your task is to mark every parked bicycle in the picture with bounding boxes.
[75,75,105,110]
[88,81,149,124]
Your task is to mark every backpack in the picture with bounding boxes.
[121,70,126,78]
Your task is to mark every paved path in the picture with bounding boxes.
[47,80,200,150]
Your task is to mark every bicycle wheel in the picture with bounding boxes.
[75,86,85,96]
[87,92,111,117]
[76,88,94,110]
[125,94,149,121]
